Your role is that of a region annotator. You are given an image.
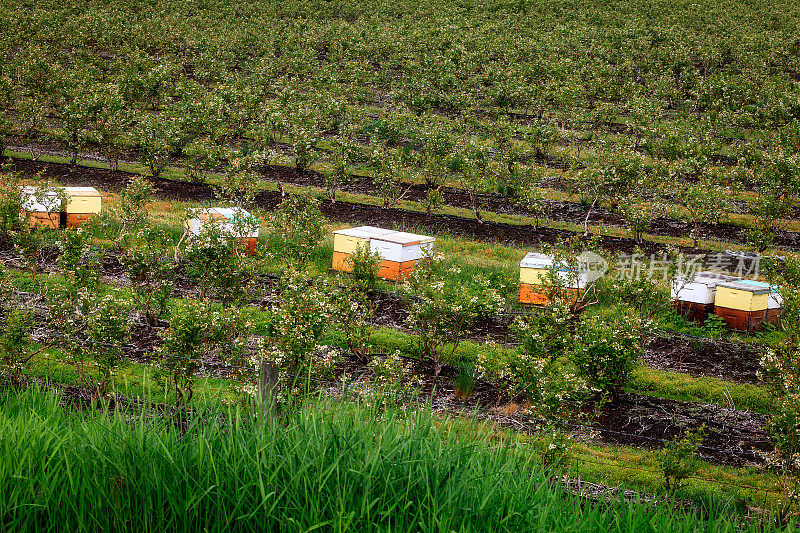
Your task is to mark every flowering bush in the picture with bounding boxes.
[760,255,800,519]
[508,301,592,417]
[264,194,326,267]
[259,271,336,401]
[57,228,101,300]
[184,214,255,306]
[112,175,154,242]
[328,281,374,363]
[160,299,210,406]
[401,254,505,374]
[570,315,650,403]
[0,308,39,387]
[349,243,381,290]
[86,290,132,395]
[122,228,176,326]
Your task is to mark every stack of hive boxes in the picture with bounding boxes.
[670,271,737,322]
[64,187,102,227]
[21,187,61,228]
[21,186,102,229]
[714,280,781,332]
[518,252,587,305]
[185,207,260,254]
[331,226,435,281]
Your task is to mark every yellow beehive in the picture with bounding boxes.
[332,226,394,255]
[331,226,435,280]
[714,282,770,312]
[64,187,102,214]
[519,252,553,285]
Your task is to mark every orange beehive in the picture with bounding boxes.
[331,226,434,281]
[518,252,586,305]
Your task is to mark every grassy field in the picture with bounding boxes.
[2,0,800,528]
[0,388,790,532]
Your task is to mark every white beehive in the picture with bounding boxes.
[519,252,587,289]
[368,230,435,263]
[20,186,62,213]
[332,226,395,255]
[670,272,738,305]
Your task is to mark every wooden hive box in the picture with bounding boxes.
[736,280,782,325]
[20,186,62,229]
[331,226,395,273]
[714,281,771,332]
[368,230,435,281]
[64,187,101,227]
[518,252,586,305]
[671,272,737,322]
[185,207,260,255]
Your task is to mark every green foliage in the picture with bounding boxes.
[159,299,211,406]
[86,291,132,395]
[570,315,649,403]
[265,194,326,267]
[122,228,175,326]
[184,212,254,306]
[0,308,37,387]
[261,271,337,400]
[112,174,155,243]
[349,242,381,290]
[658,426,706,498]
[329,281,375,363]
[402,254,504,373]
[0,390,769,532]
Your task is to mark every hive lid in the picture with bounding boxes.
[520,252,573,272]
[64,187,100,197]
[371,230,435,246]
[736,279,779,293]
[520,252,552,269]
[189,207,257,224]
[211,207,257,222]
[21,186,60,195]
[333,226,396,239]
[677,271,739,287]
[719,281,771,294]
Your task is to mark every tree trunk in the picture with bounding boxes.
[583,197,598,237]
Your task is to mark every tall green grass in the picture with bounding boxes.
[0,389,789,532]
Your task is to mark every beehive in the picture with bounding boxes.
[63,187,101,228]
[735,280,782,325]
[186,207,260,255]
[670,272,737,322]
[518,252,586,305]
[331,226,393,272]
[20,186,62,229]
[714,281,772,332]
[331,226,434,280]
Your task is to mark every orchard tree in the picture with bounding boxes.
[133,111,182,180]
[265,194,326,267]
[219,153,265,208]
[324,134,358,203]
[401,253,505,374]
[748,151,800,252]
[760,255,800,522]
[49,72,102,166]
[673,169,731,249]
[0,72,13,160]
[94,84,131,173]
[456,139,495,223]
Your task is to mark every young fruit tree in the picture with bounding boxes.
[401,254,504,375]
